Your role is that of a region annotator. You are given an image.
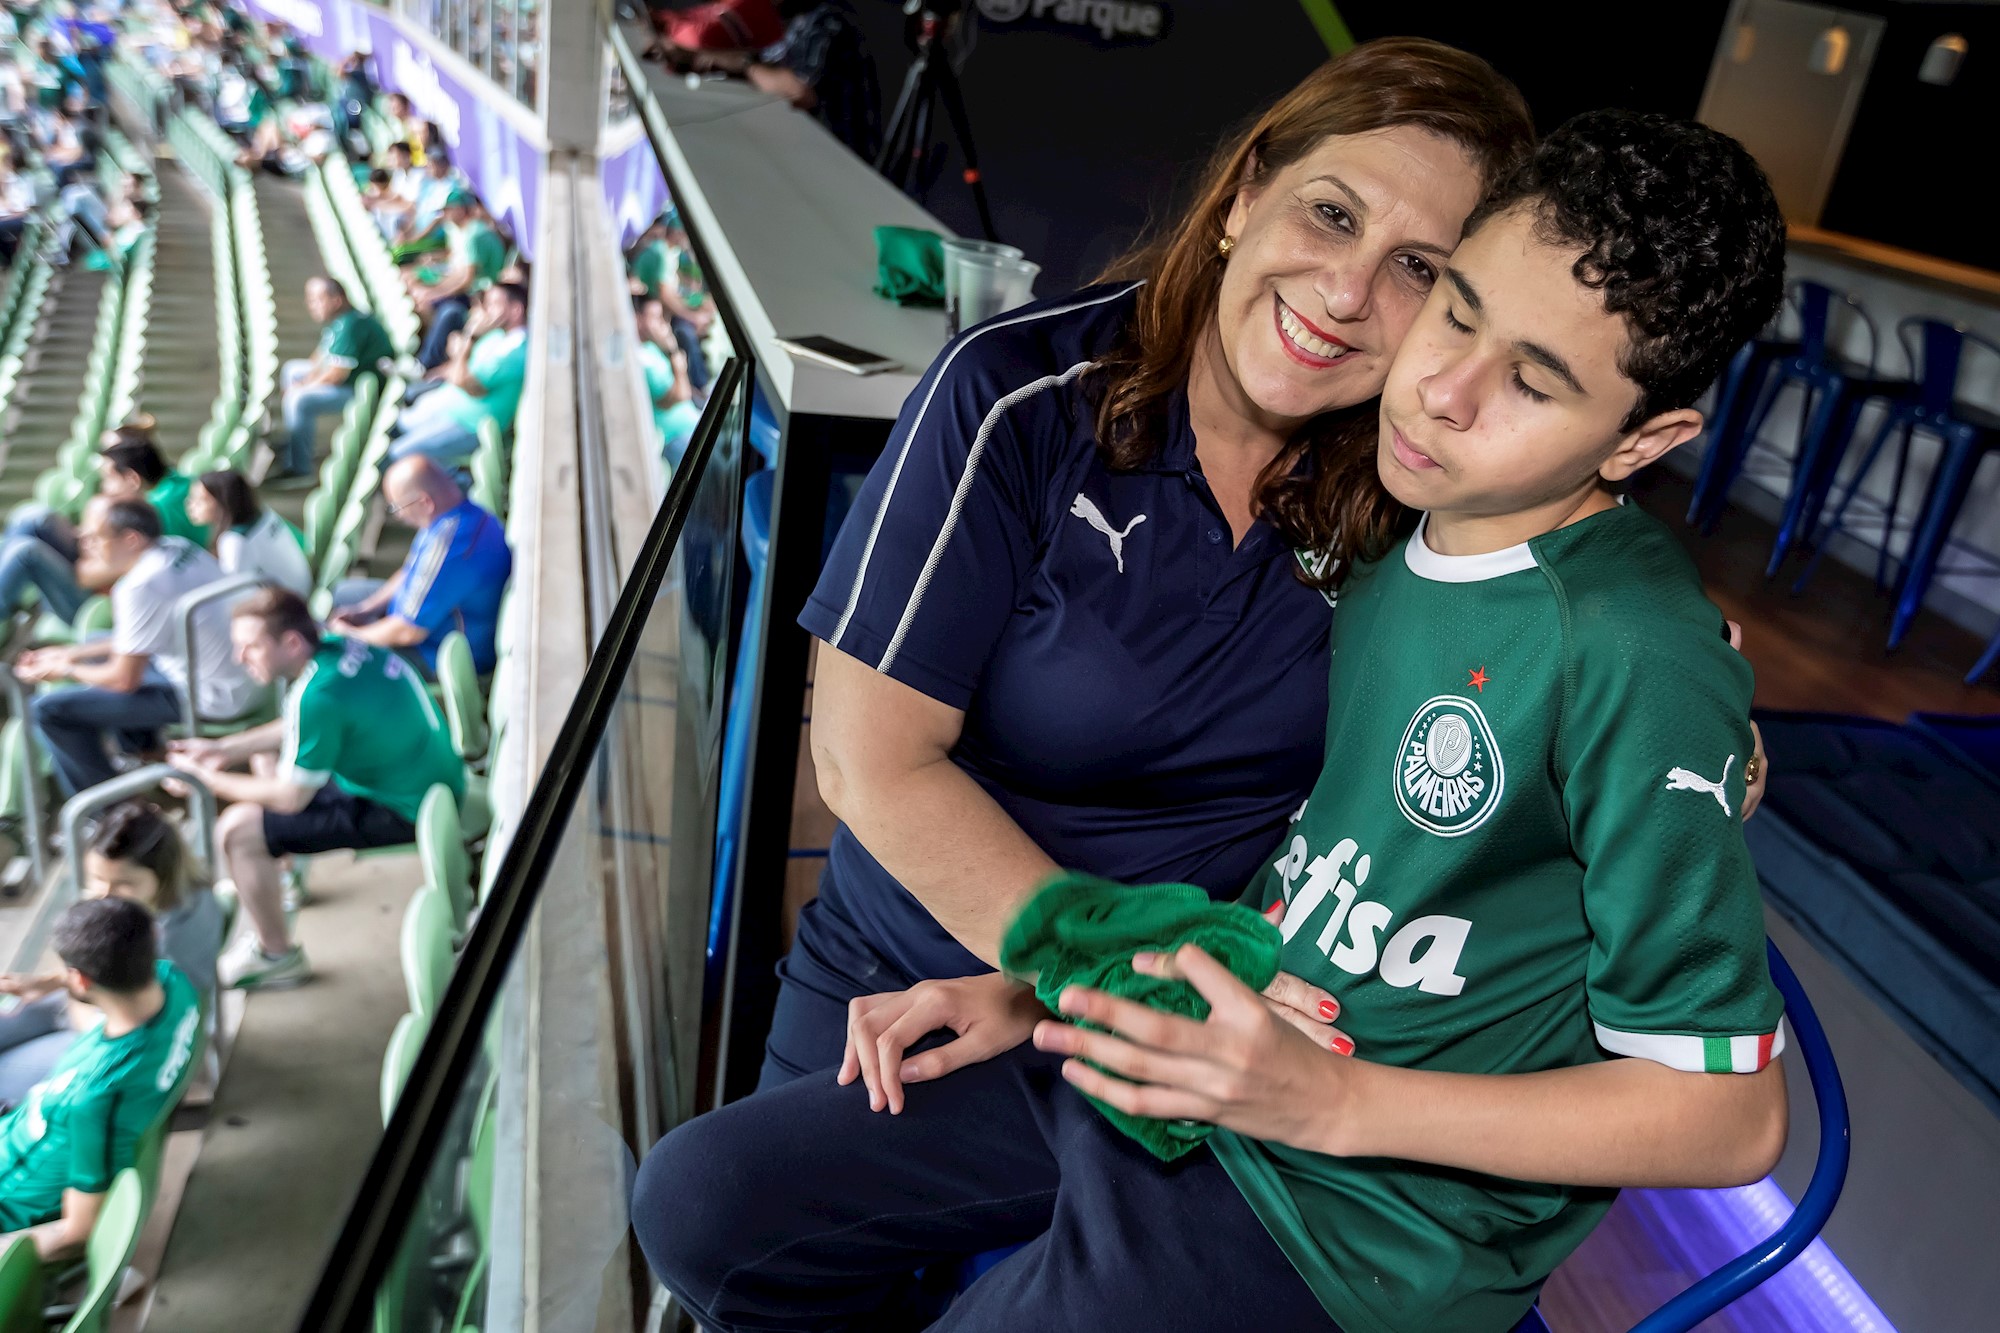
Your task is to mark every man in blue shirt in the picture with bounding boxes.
[328,457,511,674]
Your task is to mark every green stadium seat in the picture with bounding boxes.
[399,884,454,1024]
[419,784,471,932]
[303,489,337,567]
[436,632,489,764]
[0,1235,42,1333]
[59,1169,145,1333]
[380,1010,427,1124]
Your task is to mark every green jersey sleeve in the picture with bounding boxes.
[64,1084,117,1196]
[281,672,340,789]
[322,313,362,368]
[1561,597,1784,1075]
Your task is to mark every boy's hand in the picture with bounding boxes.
[839,974,1048,1115]
[1034,945,1355,1151]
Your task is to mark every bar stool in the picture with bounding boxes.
[1686,282,1906,575]
[1686,334,1797,528]
[1795,318,2000,653]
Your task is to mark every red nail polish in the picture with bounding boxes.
[1262,900,1285,923]
[1318,999,1340,1020]
[1331,1036,1354,1056]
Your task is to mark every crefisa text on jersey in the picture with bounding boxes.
[1269,834,1472,997]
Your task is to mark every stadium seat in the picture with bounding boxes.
[420,784,472,932]
[437,632,489,763]
[58,1169,145,1333]
[134,1023,209,1213]
[0,1235,40,1333]
[399,885,455,1024]
[381,1010,428,1124]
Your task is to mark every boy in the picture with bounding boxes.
[633,110,1790,1333]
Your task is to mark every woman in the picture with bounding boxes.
[751,38,1540,1091]
[0,801,225,1104]
[185,468,313,596]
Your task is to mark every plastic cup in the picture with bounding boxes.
[946,251,1040,339]
[942,238,1026,337]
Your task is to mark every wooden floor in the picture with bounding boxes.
[1633,468,2000,720]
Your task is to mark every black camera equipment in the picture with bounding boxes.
[876,0,999,240]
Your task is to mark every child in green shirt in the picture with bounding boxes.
[632,109,1791,1333]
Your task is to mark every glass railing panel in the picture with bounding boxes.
[302,359,748,1332]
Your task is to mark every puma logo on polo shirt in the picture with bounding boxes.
[1069,492,1147,574]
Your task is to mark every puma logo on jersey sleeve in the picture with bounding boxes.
[1068,492,1147,574]
[1664,755,1734,816]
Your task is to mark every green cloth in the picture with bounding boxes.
[148,474,210,548]
[319,309,395,384]
[0,962,201,1229]
[1212,502,1784,1333]
[999,872,1281,1162]
[873,225,946,307]
[284,637,466,822]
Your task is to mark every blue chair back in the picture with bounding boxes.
[1630,941,1850,1332]
[1788,281,1879,376]
[1902,318,1966,419]
[707,468,776,988]
[750,386,783,469]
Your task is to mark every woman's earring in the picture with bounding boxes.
[1217,235,1236,257]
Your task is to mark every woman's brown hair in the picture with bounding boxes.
[90,800,199,914]
[1092,38,1534,584]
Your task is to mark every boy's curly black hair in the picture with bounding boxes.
[1464,109,1786,430]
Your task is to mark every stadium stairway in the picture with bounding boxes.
[251,173,333,528]
[0,267,108,513]
[140,168,225,458]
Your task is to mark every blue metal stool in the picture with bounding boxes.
[1687,335,1799,528]
[1794,319,2000,652]
[1686,282,1905,576]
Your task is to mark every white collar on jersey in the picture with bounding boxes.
[1402,514,1539,583]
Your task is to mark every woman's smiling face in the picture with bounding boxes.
[1213,126,1486,430]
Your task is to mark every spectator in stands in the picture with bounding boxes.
[0,897,199,1258]
[389,145,459,262]
[388,281,528,467]
[97,431,209,545]
[16,496,258,796]
[331,51,374,157]
[274,277,393,483]
[39,106,90,185]
[636,294,702,466]
[330,456,511,675]
[366,141,418,236]
[185,469,312,596]
[629,209,712,390]
[0,801,225,1100]
[211,50,270,143]
[0,147,30,266]
[407,188,506,368]
[383,91,424,158]
[171,587,466,991]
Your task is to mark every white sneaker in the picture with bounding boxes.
[218,932,312,991]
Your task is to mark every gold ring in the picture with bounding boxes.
[1744,754,1764,786]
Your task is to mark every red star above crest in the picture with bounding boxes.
[1467,665,1491,693]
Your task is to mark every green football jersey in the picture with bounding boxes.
[282,638,466,823]
[0,963,201,1230]
[319,309,394,384]
[1210,501,1784,1333]
[147,473,211,548]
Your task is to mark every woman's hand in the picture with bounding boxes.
[0,972,61,1003]
[1724,622,1770,820]
[838,973,1049,1114]
[1031,945,1355,1151]
[1141,936,1352,1055]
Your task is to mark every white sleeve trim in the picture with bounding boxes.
[1594,1021,1788,1074]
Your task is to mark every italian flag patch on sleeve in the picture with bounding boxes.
[1594,1024,1787,1074]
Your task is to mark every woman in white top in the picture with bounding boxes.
[187,470,313,596]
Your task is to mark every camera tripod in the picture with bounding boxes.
[876,4,1000,241]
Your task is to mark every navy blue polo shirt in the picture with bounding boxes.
[799,283,1335,982]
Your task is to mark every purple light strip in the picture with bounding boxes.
[1628,1178,1897,1333]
